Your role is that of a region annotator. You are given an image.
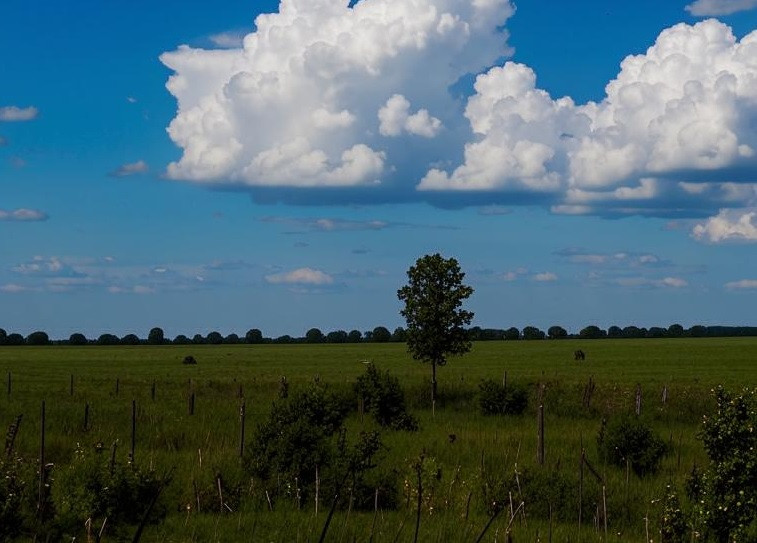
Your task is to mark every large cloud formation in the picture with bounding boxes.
[161,2,757,241]
[161,0,514,187]
[423,21,757,215]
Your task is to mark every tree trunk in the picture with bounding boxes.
[431,359,438,406]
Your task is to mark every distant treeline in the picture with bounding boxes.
[1,323,756,346]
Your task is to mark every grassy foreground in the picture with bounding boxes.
[0,338,755,541]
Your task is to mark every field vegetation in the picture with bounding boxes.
[0,338,755,541]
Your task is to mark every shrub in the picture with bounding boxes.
[659,485,687,543]
[692,387,757,542]
[0,457,27,539]
[597,416,667,476]
[354,364,418,431]
[52,443,168,536]
[245,382,350,497]
[477,379,528,416]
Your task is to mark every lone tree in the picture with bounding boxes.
[397,253,474,405]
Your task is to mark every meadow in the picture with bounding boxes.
[0,337,755,542]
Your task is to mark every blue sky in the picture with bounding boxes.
[1,0,756,339]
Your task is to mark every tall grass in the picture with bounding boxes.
[0,337,754,541]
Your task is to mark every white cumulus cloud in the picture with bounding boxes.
[161,5,757,223]
[378,94,442,138]
[685,0,757,15]
[265,267,334,285]
[692,208,757,242]
[421,19,757,216]
[160,0,514,187]
[0,106,38,122]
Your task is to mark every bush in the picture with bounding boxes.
[597,416,667,476]
[52,443,168,536]
[0,457,27,539]
[478,379,528,416]
[245,382,350,497]
[692,387,757,542]
[659,485,687,543]
[354,364,418,431]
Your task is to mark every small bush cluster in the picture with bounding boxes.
[597,415,668,476]
[52,443,169,536]
[0,456,28,540]
[245,382,351,498]
[354,363,418,431]
[690,386,757,542]
[477,379,528,416]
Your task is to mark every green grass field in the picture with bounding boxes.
[0,338,755,542]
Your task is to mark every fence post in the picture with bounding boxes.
[37,400,46,516]
[130,399,136,464]
[537,384,545,466]
[239,400,246,458]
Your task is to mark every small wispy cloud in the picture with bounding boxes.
[260,216,457,233]
[260,216,389,233]
[615,277,689,289]
[533,272,558,282]
[203,260,254,271]
[500,267,529,282]
[126,96,138,104]
[109,160,149,177]
[724,279,757,290]
[0,208,48,222]
[10,157,26,169]
[265,267,334,286]
[685,0,757,15]
[0,106,38,122]
[0,283,33,293]
[209,31,245,48]
[555,248,665,267]
[478,205,512,216]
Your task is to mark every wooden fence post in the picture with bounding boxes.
[84,402,90,432]
[130,399,136,464]
[238,400,246,458]
[70,374,74,396]
[37,400,46,516]
[537,384,545,466]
